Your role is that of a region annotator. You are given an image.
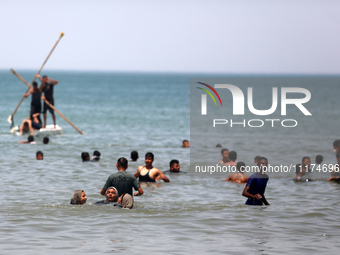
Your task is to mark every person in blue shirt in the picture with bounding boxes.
[242,157,270,206]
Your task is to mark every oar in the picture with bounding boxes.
[8,32,64,127]
[10,69,84,135]
[42,98,84,135]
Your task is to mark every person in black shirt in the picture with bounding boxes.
[37,74,58,128]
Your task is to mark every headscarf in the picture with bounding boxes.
[121,193,134,209]
[106,186,118,202]
[70,190,84,205]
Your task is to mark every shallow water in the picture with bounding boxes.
[1,71,340,254]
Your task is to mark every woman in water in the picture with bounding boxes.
[70,190,87,205]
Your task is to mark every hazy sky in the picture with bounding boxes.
[1,0,339,74]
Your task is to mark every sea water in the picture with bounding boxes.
[0,70,340,254]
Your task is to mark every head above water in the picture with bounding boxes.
[28,135,34,143]
[170,159,180,172]
[315,155,323,164]
[236,161,246,172]
[130,150,139,161]
[81,152,90,161]
[333,140,340,152]
[43,136,49,144]
[105,186,118,202]
[229,151,237,161]
[70,190,87,205]
[36,151,43,160]
[182,139,189,148]
[92,150,101,161]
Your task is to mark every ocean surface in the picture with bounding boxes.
[1,70,340,254]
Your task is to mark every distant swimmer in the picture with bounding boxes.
[95,187,119,204]
[217,148,229,165]
[92,150,101,161]
[70,190,87,205]
[225,162,249,183]
[81,152,90,162]
[295,156,311,182]
[101,157,143,198]
[315,154,323,164]
[36,151,43,160]
[130,150,139,162]
[37,74,58,128]
[333,140,340,152]
[182,139,190,148]
[242,157,270,206]
[254,155,261,164]
[163,159,181,173]
[327,151,340,182]
[23,81,42,124]
[134,152,170,182]
[43,136,49,144]
[224,151,237,166]
[19,135,36,144]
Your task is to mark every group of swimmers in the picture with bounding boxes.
[70,148,186,209]
[218,139,340,205]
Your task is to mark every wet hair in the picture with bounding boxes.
[221,148,229,154]
[117,157,128,169]
[92,150,101,161]
[36,151,43,157]
[315,155,323,164]
[70,190,85,205]
[32,81,38,87]
[182,139,189,144]
[229,151,237,161]
[170,159,179,167]
[236,161,246,172]
[81,152,90,161]
[43,136,49,144]
[216,144,222,148]
[131,151,139,161]
[23,121,29,129]
[28,135,34,142]
[42,75,48,79]
[145,152,154,160]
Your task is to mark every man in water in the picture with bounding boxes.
[225,161,249,183]
[134,152,170,182]
[130,150,139,161]
[328,151,340,181]
[182,139,190,148]
[36,74,58,128]
[36,151,44,160]
[163,159,181,173]
[295,156,311,181]
[101,157,143,197]
[217,148,229,165]
[242,157,270,205]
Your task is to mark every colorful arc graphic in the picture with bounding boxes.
[196,82,222,106]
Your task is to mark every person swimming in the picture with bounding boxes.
[95,187,119,204]
[70,190,87,205]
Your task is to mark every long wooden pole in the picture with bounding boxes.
[10,68,84,135]
[9,32,64,125]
